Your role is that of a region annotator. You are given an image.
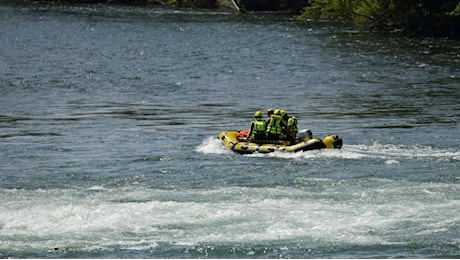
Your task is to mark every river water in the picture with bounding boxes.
[1,2,459,258]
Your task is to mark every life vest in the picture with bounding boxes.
[266,114,283,135]
[288,117,298,133]
[250,119,266,139]
[253,119,266,132]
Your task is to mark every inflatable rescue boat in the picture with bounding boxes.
[218,129,342,154]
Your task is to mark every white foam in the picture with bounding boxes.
[385,159,400,165]
[195,136,233,155]
[197,135,460,163]
[243,143,440,161]
[1,183,458,252]
[214,141,460,162]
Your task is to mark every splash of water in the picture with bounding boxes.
[1,183,458,253]
[197,136,460,163]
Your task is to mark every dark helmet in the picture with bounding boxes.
[267,109,274,117]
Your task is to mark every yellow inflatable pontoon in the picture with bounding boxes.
[218,129,342,154]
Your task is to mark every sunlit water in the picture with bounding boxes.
[1,3,459,258]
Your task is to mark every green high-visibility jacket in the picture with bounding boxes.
[266,114,283,135]
[250,119,266,139]
[252,119,266,132]
[288,117,298,133]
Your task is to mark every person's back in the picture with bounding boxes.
[287,116,298,144]
[266,109,284,140]
[280,110,290,137]
[249,111,267,142]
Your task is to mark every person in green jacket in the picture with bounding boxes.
[287,116,298,144]
[248,110,267,142]
[266,109,285,141]
[279,109,289,136]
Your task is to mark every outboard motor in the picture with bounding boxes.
[297,129,313,140]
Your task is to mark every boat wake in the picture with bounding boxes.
[195,136,234,155]
[342,143,460,163]
[197,136,460,163]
